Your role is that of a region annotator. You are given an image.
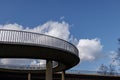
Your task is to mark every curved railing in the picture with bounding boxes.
[0,29,78,56]
[0,65,45,70]
[0,61,58,70]
[66,70,120,76]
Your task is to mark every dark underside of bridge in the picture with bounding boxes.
[0,71,120,80]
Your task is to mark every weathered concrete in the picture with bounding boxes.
[28,73,31,80]
[62,71,65,80]
[46,60,53,80]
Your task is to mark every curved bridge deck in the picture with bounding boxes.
[0,29,80,72]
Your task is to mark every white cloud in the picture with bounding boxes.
[0,21,104,67]
[77,38,103,62]
[31,21,70,41]
[69,35,78,45]
[0,23,23,30]
[0,21,70,41]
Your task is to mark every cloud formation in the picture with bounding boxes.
[77,38,103,61]
[0,21,70,41]
[0,21,103,66]
[0,23,23,30]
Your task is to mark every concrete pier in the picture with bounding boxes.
[46,60,53,80]
[62,71,65,80]
[28,73,31,80]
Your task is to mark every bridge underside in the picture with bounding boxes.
[0,43,79,72]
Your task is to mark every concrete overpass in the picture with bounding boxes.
[0,29,80,80]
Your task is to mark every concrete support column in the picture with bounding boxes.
[28,72,31,80]
[46,60,53,80]
[62,71,65,80]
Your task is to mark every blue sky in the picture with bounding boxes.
[0,0,120,71]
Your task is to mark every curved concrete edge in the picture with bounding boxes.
[0,42,80,72]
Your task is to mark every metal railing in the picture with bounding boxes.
[66,70,120,76]
[0,29,78,56]
[0,61,58,70]
[0,64,45,70]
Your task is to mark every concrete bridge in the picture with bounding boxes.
[0,29,80,80]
